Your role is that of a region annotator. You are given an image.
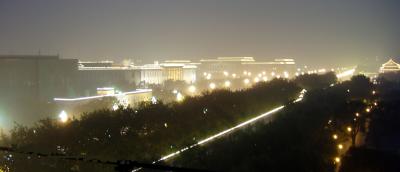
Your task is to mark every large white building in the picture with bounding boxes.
[77,60,197,88]
[133,61,197,85]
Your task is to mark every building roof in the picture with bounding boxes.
[200,57,255,62]
[380,59,400,73]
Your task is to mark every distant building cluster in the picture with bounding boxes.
[0,55,299,100]
[3,54,396,127]
[0,54,300,124]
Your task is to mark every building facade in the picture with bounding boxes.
[0,55,79,128]
[134,61,197,85]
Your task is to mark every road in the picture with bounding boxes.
[150,89,307,165]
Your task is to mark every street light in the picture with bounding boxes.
[347,127,352,132]
[334,157,341,163]
[332,134,338,140]
[283,71,289,78]
[338,144,343,150]
[176,92,184,102]
[58,110,68,123]
[262,76,268,82]
[223,71,229,76]
[244,78,250,85]
[112,103,119,111]
[254,77,260,83]
[209,83,216,89]
[206,74,212,80]
[151,96,157,104]
[188,85,196,93]
[224,81,231,88]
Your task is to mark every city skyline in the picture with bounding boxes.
[0,0,399,66]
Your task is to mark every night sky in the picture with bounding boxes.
[0,0,399,66]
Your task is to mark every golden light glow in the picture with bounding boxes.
[355,112,359,117]
[332,134,338,140]
[224,81,231,87]
[223,71,229,76]
[188,85,196,93]
[365,108,370,113]
[283,71,289,78]
[262,76,268,81]
[338,144,343,150]
[347,127,352,132]
[254,77,260,83]
[58,110,69,123]
[209,83,216,89]
[206,74,212,80]
[112,103,119,111]
[176,92,184,102]
[244,78,250,85]
[334,157,341,163]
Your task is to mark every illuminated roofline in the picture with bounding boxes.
[54,89,152,102]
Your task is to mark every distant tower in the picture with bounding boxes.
[379,59,400,73]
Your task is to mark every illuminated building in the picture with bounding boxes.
[134,62,164,85]
[134,61,197,85]
[199,57,255,74]
[379,59,400,73]
[54,89,152,117]
[77,61,137,95]
[241,58,296,74]
[378,58,400,82]
[198,57,296,79]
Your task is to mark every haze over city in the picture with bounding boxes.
[1,0,399,66]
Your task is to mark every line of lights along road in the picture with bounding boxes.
[132,89,307,171]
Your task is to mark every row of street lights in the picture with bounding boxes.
[332,89,378,165]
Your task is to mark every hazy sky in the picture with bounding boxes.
[0,0,399,66]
